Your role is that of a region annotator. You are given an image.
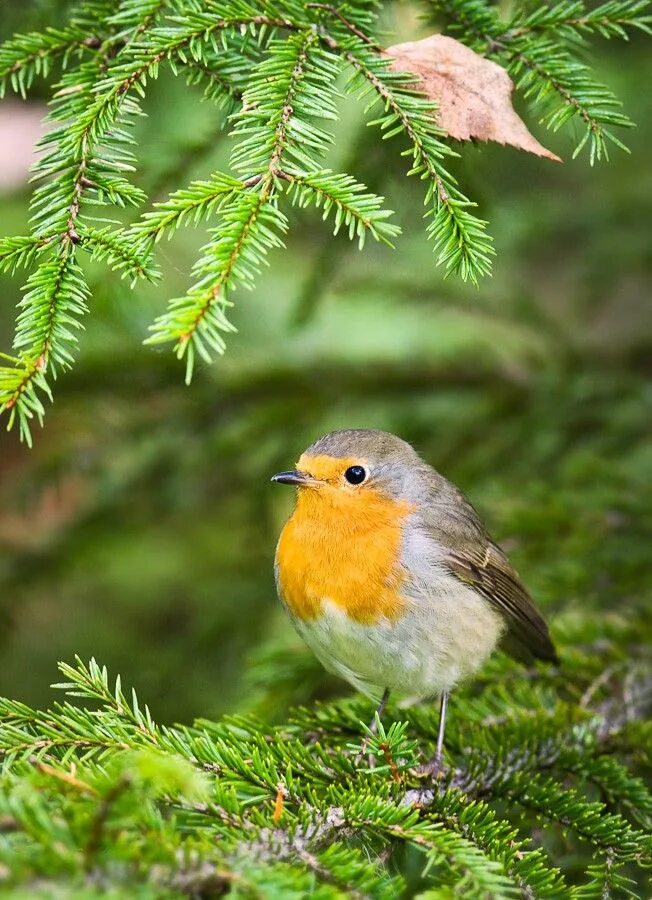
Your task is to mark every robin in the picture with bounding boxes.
[272,429,558,770]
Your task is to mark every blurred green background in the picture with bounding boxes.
[1,1,650,724]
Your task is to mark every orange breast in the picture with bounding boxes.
[276,485,414,625]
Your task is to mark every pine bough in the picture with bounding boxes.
[0,0,650,442]
[0,654,650,896]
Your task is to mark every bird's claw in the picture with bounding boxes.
[415,753,447,781]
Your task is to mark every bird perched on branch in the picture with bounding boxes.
[272,429,558,771]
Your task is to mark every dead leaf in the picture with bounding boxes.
[385,34,561,162]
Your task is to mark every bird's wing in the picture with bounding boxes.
[419,484,558,665]
[441,540,558,664]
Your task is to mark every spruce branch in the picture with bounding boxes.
[503,38,633,163]
[286,170,401,248]
[577,856,639,899]
[0,0,141,98]
[108,0,172,35]
[0,252,88,446]
[146,29,339,377]
[0,26,90,98]
[0,0,164,440]
[1,0,650,440]
[427,0,649,162]
[80,226,157,282]
[330,35,495,282]
[0,235,57,274]
[129,172,245,244]
[501,0,652,42]
[306,2,381,47]
[1,657,651,897]
[427,790,569,897]
[175,55,244,104]
[86,0,301,112]
[146,189,287,382]
[0,46,143,438]
[11,254,86,376]
[494,770,652,862]
[571,756,652,829]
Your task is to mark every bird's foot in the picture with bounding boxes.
[415,752,447,781]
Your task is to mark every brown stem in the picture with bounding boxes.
[84,774,131,866]
[179,31,317,346]
[325,38,450,206]
[306,3,378,48]
[32,759,98,795]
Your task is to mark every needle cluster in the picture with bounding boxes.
[0,654,650,897]
[0,0,650,442]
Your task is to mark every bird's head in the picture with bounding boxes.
[271,429,434,506]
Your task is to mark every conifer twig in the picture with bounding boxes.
[0,0,649,440]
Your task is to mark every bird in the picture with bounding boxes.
[271,429,558,771]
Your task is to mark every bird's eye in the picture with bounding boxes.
[344,465,367,485]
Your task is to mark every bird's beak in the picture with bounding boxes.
[270,470,318,487]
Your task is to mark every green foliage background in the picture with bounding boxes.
[0,0,650,896]
[1,0,650,721]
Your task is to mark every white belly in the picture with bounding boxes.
[288,568,505,699]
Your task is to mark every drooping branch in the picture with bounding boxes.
[0,0,649,441]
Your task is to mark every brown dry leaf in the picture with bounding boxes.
[386,34,561,162]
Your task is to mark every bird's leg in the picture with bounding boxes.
[435,690,448,766]
[420,691,449,777]
[356,688,390,765]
